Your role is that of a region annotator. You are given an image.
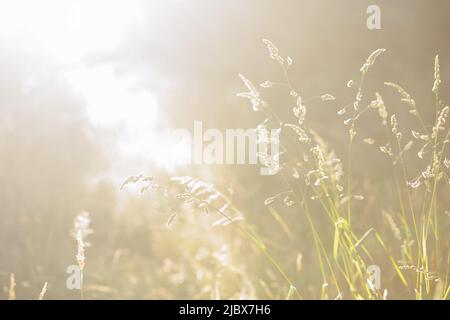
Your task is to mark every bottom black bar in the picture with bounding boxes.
[1,300,446,318]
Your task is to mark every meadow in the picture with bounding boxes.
[0,0,449,301]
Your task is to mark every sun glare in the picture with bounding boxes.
[0,0,145,62]
[0,0,188,171]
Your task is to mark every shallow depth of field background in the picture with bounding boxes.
[0,0,449,299]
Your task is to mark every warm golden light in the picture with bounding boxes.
[0,1,449,302]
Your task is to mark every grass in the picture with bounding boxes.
[2,40,449,300]
[130,41,449,299]
[121,43,449,298]
[231,41,449,299]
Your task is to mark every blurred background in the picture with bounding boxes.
[0,0,449,299]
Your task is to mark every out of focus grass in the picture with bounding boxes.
[1,42,449,300]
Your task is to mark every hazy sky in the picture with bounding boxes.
[0,1,189,178]
[1,0,449,179]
